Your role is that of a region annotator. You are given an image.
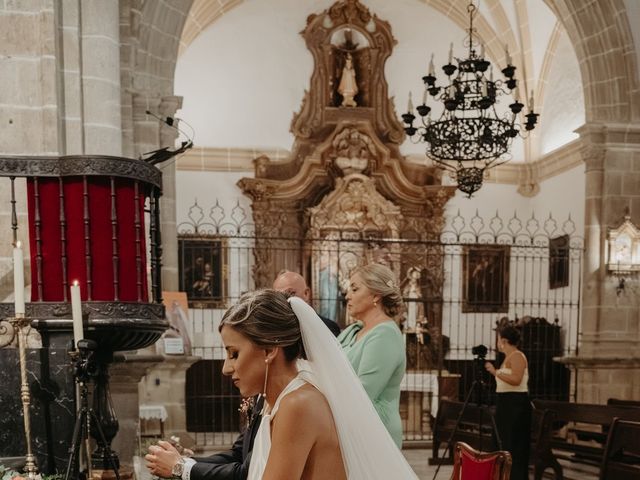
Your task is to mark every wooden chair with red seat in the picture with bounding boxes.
[449,441,512,480]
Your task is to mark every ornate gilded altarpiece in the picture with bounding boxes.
[238,0,456,332]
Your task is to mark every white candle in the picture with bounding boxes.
[407,92,413,112]
[529,90,535,111]
[480,43,485,58]
[71,280,84,347]
[13,241,25,316]
[448,43,453,64]
[505,44,511,65]
[422,88,428,105]
[515,86,520,101]
[428,54,435,76]
[481,77,488,97]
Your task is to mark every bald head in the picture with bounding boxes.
[273,271,311,303]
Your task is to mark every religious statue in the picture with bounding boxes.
[338,52,358,107]
[402,267,425,332]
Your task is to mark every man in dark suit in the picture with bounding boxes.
[272,270,341,336]
[146,396,263,479]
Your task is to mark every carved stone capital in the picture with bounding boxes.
[237,178,277,202]
[580,144,606,171]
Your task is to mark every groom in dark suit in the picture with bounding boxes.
[146,395,263,479]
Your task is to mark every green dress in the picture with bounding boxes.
[338,320,406,447]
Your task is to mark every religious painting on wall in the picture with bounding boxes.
[178,236,228,306]
[549,234,570,289]
[462,245,510,313]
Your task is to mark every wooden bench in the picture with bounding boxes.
[600,418,640,480]
[530,408,562,480]
[608,398,640,408]
[430,399,496,465]
[532,400,640,479]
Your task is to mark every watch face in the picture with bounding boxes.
[172,461,184,477]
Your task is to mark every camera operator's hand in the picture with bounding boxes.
[485,361,496,376]
[145,440,182,478]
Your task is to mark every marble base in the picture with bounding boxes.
[0,331,75,475]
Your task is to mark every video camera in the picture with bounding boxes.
[471,344,488,360]
[73,338,99,382]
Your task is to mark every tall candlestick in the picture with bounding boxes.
[448,43,453,64]
[13,241,25,316]
[71,280,84,348]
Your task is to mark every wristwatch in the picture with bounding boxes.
[171,458,185,479]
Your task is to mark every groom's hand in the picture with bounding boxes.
[145,440,182,478]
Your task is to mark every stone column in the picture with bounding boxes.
[138,355,200,439]
[158,96,183,292]
[132,94,181,292]
[558,123,640,402]
[109,352,163,467]
[55,0,122,156]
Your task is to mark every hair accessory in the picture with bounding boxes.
[386,280,394,288]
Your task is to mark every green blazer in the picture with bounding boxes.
[338,320,406,448]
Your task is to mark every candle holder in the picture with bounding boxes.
[8,313,41,480]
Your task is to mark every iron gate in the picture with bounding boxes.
[178,201,582,446]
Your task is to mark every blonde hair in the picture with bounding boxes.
[219,289,306,361]
[352,263,404,317]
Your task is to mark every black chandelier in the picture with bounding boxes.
[401,1,539,196]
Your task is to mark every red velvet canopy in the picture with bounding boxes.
[27,177,149,302]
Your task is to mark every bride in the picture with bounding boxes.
[220,289,418,480]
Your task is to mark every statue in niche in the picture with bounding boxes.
[338,52,358,107]
[331,28,369,107]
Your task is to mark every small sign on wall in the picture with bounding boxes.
[164,337,185,355]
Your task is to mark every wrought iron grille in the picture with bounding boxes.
[178,199,583,446]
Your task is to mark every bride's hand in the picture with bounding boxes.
[145,440,182,478]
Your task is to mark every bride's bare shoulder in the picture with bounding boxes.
[278,384,331,420]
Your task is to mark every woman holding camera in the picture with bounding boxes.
[485,324,531,480]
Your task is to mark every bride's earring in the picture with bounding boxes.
[262,359,269,397]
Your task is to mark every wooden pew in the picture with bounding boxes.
[599,418,640,480]
[532,400,640,479]
[530,408,562,480]
[430,399,496,465]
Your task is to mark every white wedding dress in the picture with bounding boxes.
[247,297,418,480]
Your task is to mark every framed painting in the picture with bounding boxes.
[178,236,228,307]
[462,245,510,313]
[549,234,570,289]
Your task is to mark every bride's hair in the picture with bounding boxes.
[219,289,307,361]
[352,263,404,317]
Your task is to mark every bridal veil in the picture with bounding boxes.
[289,297,418,480]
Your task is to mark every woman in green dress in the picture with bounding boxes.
[338,263,406,448]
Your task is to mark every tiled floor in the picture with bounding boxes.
[403,449,453,479]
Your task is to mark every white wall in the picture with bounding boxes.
[538,29,585,154]
[174,0,578,161]
[441,168,585,359]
